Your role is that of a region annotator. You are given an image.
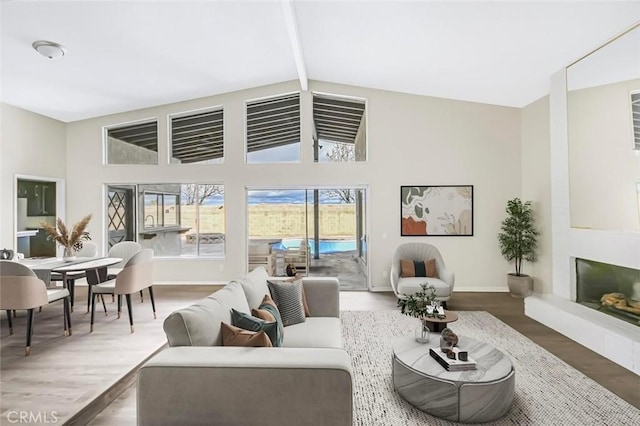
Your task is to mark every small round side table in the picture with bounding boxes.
[421,310,458,332]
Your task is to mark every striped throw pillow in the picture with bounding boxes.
[268,280,306,327]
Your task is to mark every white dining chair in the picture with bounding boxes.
[0,260,71,355]
[90,249,155,333]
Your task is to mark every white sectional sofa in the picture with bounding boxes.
[136,267,353,426]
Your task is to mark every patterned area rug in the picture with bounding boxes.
[341,311,640,425]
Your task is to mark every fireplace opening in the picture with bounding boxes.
[575,258,640,327]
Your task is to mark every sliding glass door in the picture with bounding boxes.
[247,187,368,290]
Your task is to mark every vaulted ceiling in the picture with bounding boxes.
[1,1,639,123]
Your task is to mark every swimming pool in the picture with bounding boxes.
[273,239,357,255]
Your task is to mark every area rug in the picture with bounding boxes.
[341,311,640,425]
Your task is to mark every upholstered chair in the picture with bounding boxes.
[107,241,142,278]
[102,241,142,307]
[390,243,455,306]
[50,241,97,310]
[90,249,155,333]
[0,260,71,355]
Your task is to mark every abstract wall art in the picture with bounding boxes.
[401,185,474,236]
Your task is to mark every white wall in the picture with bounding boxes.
[64,80,521,290]
[0,103,67,250]
[524,69,640,374]
[568,79,640,231]
[521,95,553,294]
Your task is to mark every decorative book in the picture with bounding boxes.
[429,347,477,371]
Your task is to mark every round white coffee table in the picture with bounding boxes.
[392,334,515,423]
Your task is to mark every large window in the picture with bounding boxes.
[313,94,366,163]
[108,183,224,257]
[105,120,158,165]
[169,107,224,164]
[246,93,300,163]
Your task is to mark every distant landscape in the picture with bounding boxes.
[181,204,357,239]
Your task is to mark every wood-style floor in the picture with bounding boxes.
[2,288,638,425]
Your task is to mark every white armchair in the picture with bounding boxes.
[390,243,455,305]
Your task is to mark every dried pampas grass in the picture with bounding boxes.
[42,214,92,250]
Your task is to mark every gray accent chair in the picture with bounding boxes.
[90,249,155,333]
[390,242,455,305]
[0,260,71,355]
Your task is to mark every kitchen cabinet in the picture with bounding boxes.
[29,228,56,257]
[18,180,56,216]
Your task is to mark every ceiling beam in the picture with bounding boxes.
[281,0,308,92]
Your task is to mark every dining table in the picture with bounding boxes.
[21,257,123,312]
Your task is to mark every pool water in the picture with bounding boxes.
[273,239,356,255]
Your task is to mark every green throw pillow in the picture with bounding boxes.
[256,295,284,346]
[231,309,278,347]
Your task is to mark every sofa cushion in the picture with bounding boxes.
[163,297,231,347]
[238,267,270,310]
[397,277,451,298]
[231,308,279,347]
[282,317,343,348]
[207,281,251,314]
[400,259,438,278]
[268,279,306,326]
[220,322,272,347]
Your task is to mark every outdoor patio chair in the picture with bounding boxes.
[284,239,310,273]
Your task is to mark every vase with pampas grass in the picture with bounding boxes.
[41,214,92,261]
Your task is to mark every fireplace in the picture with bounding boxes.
[575,258,640,327]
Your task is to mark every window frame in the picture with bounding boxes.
[244,91,301,164]
[312,91,368,163]
[167,105,225,165]
[103,117,159,165]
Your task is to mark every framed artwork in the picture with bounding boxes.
[401,185,474,236]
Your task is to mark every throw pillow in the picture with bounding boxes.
[400,259,438,278]
[231,308,279,347]
[267,279,306,327]
[253,294,284,347]
[220,322,272,347]
[268,278,311,317]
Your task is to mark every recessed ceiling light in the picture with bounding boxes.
[32,40,67,59]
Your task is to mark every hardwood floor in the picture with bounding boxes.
[3,287,638,425]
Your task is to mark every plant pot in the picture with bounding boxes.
[507,274,533,298]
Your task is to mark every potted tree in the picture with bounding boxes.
[498,198,539,297]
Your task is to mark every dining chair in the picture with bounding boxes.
[90,249,155,333]
[0,260,71,355]
[106,241,142,303]
[50,241,97,310]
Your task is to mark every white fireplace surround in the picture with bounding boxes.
[525,71,640,375]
